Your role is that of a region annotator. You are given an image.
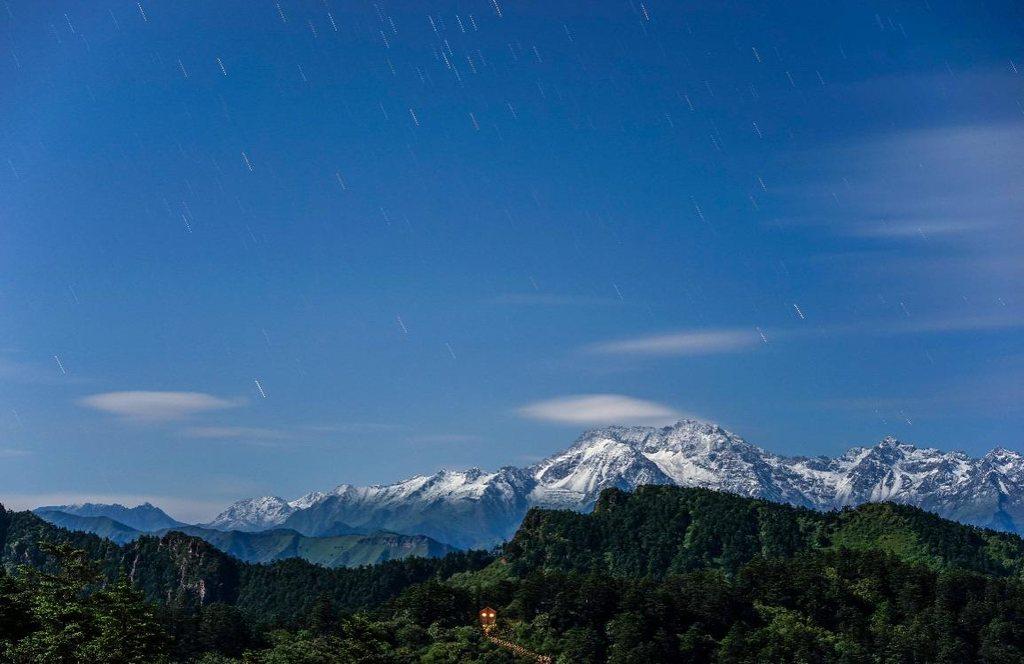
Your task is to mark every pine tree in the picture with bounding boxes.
[85,579,169,663]
[10,542,100,663]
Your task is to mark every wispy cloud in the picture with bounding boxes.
[406,433,482,444]
[305,422,409,434]
[79,391,239,422]
[182,426,289,440]
[519,394,681,426]
[586,312,1023,362]
[818,354,1024,419]
[843,219,999,239]
[803,312,1024,339]
[0,448,31,459]
[584,328,761,356]
[778,119,1024,295]
[776,116,1023,227]
[891,314,1024,335]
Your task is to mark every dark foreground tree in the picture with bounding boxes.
[0,541,169,663]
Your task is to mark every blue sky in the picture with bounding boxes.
[1,0,1021,521]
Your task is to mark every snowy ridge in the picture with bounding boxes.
[204,493,329,532]
[206,420,1024,548]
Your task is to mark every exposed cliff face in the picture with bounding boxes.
[148,531,241,606]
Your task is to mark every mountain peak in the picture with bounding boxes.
[981,447,1024,476]
[203,422,1024,547]
[667,417,722,431]
[204,495,298,532]
[288,491,326,510]
[439,466,485,477]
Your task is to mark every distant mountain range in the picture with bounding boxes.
[33,508,453,567]
[34,501,186,532]
[33,510,142,545]
[35,420,1024,551]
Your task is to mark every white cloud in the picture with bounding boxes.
[519,394,681,426]
[0,449,30,459]
[79,391,238,422]
[844,219,997,239]
[584,328,760,356]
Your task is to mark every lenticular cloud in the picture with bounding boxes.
[79,391,237,421]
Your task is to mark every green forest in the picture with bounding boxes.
[3,486,1024,663]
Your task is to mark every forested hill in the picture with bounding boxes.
[506,485,1024,579]
[5,487,1023,621]
[5,488,1024,661]
[0,504,491,622]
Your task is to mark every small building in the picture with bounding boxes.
[479,606,497,631]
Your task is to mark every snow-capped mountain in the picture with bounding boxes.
[205,420,1024,548]
[203,492,326,532]
[281,467,534,547]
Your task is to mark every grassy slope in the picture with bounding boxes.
[824,502,1024,576]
